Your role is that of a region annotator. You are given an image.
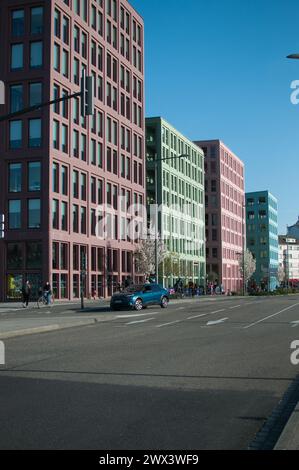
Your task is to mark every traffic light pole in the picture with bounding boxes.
[0,91,82,123]
[0,74,94,122]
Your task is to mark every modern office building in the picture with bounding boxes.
[0,0,145,301]
[287,217,299,239]
[278,235,299,288]
[146,117,206,287]
[194,140,245,294]
[246,191,279,291]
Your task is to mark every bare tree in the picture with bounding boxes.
[238,249,256,284]
[277,264,285,284]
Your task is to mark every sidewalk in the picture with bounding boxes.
[275,401,299,450]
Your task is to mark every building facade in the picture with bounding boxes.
[194,140,245,294]
[278,236,299,287]
[287,217,299,239]
[146,117,206,287]
[0,0,145,301]
[246,191,279,291]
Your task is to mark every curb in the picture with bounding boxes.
[0,318,103,340]
[274,402,299,450]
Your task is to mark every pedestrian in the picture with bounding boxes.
[43,281,52,305]
[21,280,31,308]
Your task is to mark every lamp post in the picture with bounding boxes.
[150,153,190,283]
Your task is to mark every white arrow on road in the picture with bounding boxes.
[291,320,299,328]
[207,318,228,326]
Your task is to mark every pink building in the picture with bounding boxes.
[194,140,245,293]
[0,0,145,301]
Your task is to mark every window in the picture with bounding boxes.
[12,10,24,36]
[53,121,59,149]
[52,200,59,229]
[7,243,23,269]
[30,41,43,68]
[9,200,21,229]
[54,9,61,37]
[62,124,68,153]
[31,7,43,35]
[9,120,22,149]
[61,202,68,231]
[54,43,60,71]
[26,242,42,269]
[62,16,69,44]
[73,171,79,198]
[61,166,68,195]
[11,44,23,70]
[29,118,42,147]
[10,85,23,113]
[62,49,69,77]
[29,82,42,106]
[9,163,22,193]
[28,162,41,191]
[52,163,59,192]
[28,199,41,229]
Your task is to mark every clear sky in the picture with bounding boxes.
[130,0,299,233]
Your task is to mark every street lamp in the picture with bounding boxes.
[148,153,190,283]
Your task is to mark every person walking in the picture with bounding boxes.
[21,280,31,308]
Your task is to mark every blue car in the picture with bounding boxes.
[110,284,169,311]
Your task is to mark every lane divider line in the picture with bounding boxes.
[157,320,181,328]
[243,303,299,329]
[126,318,155,325]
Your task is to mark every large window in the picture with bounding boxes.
[12,10,24,36]
[7,243,23,269]
[10,85,23,113]
[28,162,41,191]
[8,200,21,229]
[9,120,22,149]
[61,202,68,231]
[31,6,44,34]
[30,41,43,68]
[29,118,42,147]
[29,83,42,106]
[28,199,41,229]
[52,200,59,229]
[26,242,42,269]
[9,163,22,193]
[11,44,23,70]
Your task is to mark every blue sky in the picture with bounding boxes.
[130,0,299,232]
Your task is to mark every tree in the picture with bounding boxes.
[134,233,167,278]
[277,264,285,284]
[238,249,256,284]
[163,252,181,279]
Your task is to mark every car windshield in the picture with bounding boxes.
[121,285,144,294]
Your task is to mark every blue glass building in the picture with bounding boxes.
[246,191,279,291]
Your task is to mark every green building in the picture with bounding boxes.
[246,190,279,291]
[146,117,206,287]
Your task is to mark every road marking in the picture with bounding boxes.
[244,303,299,329]
[230,305,241,309]
[126,318,155,325]
[207,317,228,326]
[291,320,299,328]
[211,309,226,314]
[157,320,181,328]
[116,312,159,319]
[187,314,207,320]
[176,307,185,311]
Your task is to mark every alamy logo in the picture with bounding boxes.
[0,341,5,365]
[0,80,4,105]
[290,80,299,105]
[290,340,299,365]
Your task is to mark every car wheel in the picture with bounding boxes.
[161,296,169,308]
[134,298,143,311]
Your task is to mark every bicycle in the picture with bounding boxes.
[37,292,54,309]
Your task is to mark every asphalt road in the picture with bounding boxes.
[1,295,299,450]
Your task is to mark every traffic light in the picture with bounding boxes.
[81,72,94,117]
[0,213,4,239]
